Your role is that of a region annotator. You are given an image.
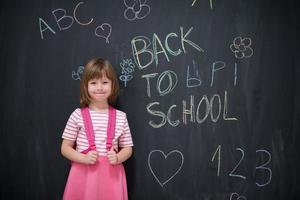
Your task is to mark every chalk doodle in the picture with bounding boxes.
[95,23,112,43]
[119,59,135,87]
[230,37,253,59]
[148,149,184,187]
[72,66,84,80]
[123,0,151,21]
[229,192,247,200]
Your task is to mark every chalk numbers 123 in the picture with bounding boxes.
[211,145,272,187]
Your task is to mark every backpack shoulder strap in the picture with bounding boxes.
[106,106,116,150]
[80,107,96,152]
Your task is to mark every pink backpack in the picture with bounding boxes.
[80,106,116,154]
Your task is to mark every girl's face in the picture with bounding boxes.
[87,76,112,105]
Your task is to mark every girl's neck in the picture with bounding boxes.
[88,102,109,112]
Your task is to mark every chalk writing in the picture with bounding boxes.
[123,0,151,21]
[255,149,272,187]
[146,102,179,128]
[186,60,240,88]
[211,145,272,187]
[73,2,93,26]
[229,148,246,180]
[234,63,237,86]
[191,0,198,6]
[131,26,204,70]
[38,18,56,39]
[52,8,74,31]
[72,66,84,80]
[142,70,178,97]
[191,0,214,9]
[186,60,202,88]
[119,59,135,87]
[148,149,184,187]
[146,91,237,128]
[230,37,253,59]
[39,1,112,43]
[211,145,221,176]
[210,61,226,86]
[186,59,241,87]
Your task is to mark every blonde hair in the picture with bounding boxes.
[80,58,119,107]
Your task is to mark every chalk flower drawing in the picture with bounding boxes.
[72,66,84,80]
[230,37,253,59]
[230,192,247,200]
[119,59,135,87]
[123,0,151,21]
[148,150,184,187]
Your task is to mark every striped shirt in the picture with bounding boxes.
[62,108,133,156]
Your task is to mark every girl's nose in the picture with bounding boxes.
[97,83,103,90]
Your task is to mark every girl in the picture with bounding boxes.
[61,58,133,200]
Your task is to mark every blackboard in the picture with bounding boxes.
[1,0,300,199]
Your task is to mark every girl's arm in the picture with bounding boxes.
[117,146,133,163]
[61,139,98,165]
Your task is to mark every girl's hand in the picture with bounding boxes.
[84,151,98,165]
[107,147,118,165]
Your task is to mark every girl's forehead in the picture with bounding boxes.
[89,76,110,81]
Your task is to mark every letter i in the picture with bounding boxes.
[234,63,237,86]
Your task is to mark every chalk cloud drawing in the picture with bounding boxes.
[230,37,253,59]
[230,192,247,200]
[123,0,151,21]
[72,65,84,80]
[119,59,135,87]
[95,23,112,43]
[148,149,184,187]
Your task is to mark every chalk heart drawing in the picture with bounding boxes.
[94,23,112,43]
[148,150,184,187]
[230,192,247,200]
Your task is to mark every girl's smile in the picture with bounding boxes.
[88,77,112,104]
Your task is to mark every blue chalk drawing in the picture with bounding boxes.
[72,65,84,80]
[119,59,135,87]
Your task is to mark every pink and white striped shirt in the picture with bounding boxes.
[62,108,133,156]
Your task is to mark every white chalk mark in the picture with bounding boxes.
[95,23,112,43]
[148,149,184,187]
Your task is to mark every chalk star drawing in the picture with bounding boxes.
[119,59,135,87]
[230,37,253,59]
[72,66,84,80]
[123,0,151,21]
[148,149,184,187]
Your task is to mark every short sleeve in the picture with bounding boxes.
[118,113,134,148]
[62,109,81,141]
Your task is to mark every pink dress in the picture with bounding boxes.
[63,106,128,200]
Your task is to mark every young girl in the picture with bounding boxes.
[61,58,133,200]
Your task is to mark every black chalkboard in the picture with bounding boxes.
[1,0,300,199]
